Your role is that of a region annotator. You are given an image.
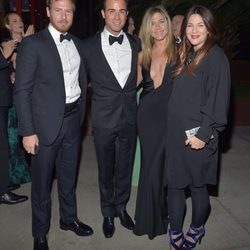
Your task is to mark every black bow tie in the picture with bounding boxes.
[60,33,71,42]
[109,35,124,45]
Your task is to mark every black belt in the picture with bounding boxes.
[65,98,80,114]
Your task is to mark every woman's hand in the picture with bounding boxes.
[185,136,205,150]
[1,40,17,59]
[23,24,35,37]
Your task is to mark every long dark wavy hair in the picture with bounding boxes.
[173,5,217,77]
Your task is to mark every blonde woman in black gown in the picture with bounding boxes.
[133,6,176,239]
[166,5,231,249]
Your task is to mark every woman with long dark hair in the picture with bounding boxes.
[166,5,230,249]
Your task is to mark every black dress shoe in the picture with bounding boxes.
[103,217,115,238]
[33,236,49,250]
[118,210,134,230]
[60,219,93,236]
[0,191,28,205]
[8,184,21,191]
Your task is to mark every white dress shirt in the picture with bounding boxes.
[48,24,81,104]
[101,27,132,89]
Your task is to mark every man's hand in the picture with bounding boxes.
[23,134,39,155]
[185,136,205,150]
[1,40,17,59]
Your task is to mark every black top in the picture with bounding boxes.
[0,51,13,107]
[166,45,231,188]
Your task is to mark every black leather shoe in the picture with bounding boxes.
[33,236,49,250]
[118,210,134,230]
[8,184,21,191]
[0,191,28,205]
[103,217,115,238]
[60,219,93,236]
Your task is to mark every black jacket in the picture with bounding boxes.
[82,33,140,128]
[0,51,13,107]
[14,28,87,145]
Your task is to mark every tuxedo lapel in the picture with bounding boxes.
[90,33,137,90]
[69,35,85,88]
[95,34,123,89]
[42,29,64,78]
[123,35,137,88]
[70,35,81,56]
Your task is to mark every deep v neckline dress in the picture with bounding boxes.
[134,64,174,239]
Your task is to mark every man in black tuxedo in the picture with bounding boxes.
[0,41,28,205]
[15,0,93,249]
[82,0,140,238]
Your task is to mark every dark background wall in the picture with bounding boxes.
[0,0,250,60]
[70,0,101,38]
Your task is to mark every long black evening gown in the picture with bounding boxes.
[134,65,173,239]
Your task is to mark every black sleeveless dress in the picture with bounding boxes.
[133,65,173,239]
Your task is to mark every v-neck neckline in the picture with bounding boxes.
[149,64,167,90]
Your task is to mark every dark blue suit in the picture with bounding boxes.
[14,28,87,237]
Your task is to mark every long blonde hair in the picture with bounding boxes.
[139,5,176,70]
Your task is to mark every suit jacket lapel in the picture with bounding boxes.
[70,34,81,56]
[70,35,85,88]
[43,29,64,78]
[95,34,123,89]
[123,34,137,88]
[93,33,137,89]
[43,29,85,94]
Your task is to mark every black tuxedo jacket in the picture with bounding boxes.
[14,28,87,145]
[82,33,140,129]
[0,51,13,107]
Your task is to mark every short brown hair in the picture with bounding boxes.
[46,0,76,11]
[102,0,129,10]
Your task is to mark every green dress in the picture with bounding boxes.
[8,105,31,184]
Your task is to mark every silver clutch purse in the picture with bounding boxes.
[185,126,214,139]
